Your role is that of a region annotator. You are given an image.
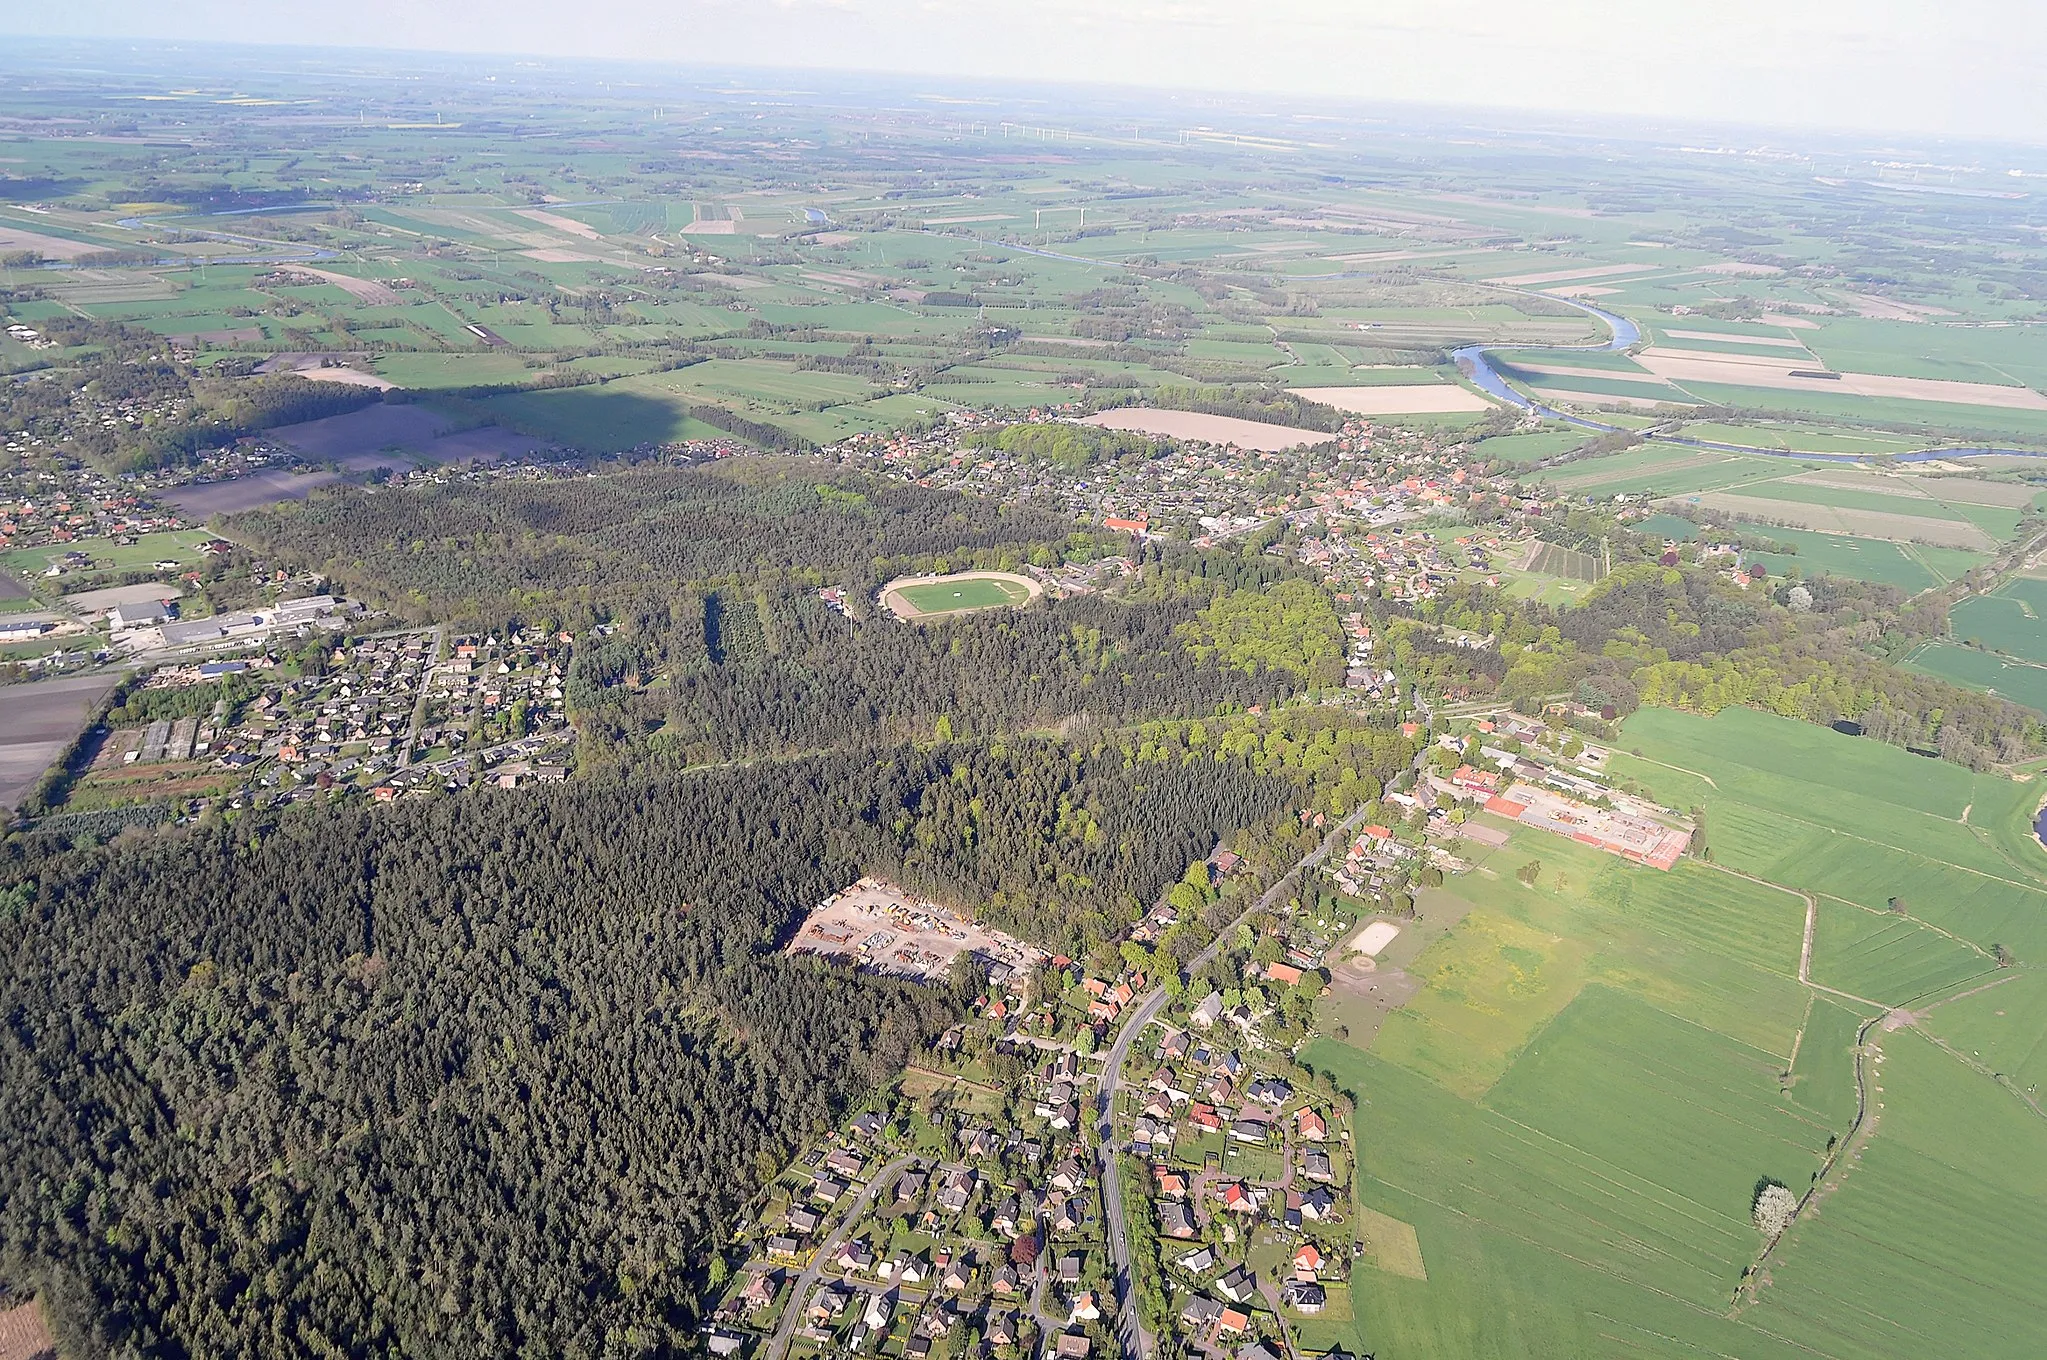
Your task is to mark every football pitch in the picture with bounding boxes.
[888,574,1034,616]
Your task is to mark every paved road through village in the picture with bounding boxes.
[1095,789,1406,1360]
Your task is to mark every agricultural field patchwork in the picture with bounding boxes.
[1310,704,2047,1360]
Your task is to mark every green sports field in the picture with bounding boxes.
[892,576,1031,615]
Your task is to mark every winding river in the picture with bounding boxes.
[1456,292,2042,463]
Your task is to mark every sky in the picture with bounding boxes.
[6,0,2044,141]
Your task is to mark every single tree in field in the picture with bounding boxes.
[1752,1180,1797,1237]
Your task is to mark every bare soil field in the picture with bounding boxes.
[1081,409,1330,450]
[1784,470,2041,508]
[61,582,181,614]
[1286,384,1492,414]
[0,1298,55,1360]
[1497,359,1676,385]
[1832,292,1955,321]
[1664,329,1807,348]
[1698,261,1786,276]
[280,267,402,306]
[1674,492,1996,548]
[293,366,396,391]
[521,248,600,264]
[1634,347,2047,409]
[512,207,604,240]
[1487,262,1660,287]
[784,877,1046,983]
[1344,920,1404,958]
[0,222,110,260]
[1323,953,1423,1049]
[164,468,343,516]
[0,671,123,813]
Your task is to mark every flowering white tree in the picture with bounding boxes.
[1753,1183,1798,1237]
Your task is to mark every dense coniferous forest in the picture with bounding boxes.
[0,736,1330,1359]
[227,460,1084,627]
[572,586,1300,765]
[232,458,1342,765]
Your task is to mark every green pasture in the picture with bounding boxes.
[1799,314,2047,391]
[1611,707,2047,970]
[1724,478,2017,537]
[1738,1028,2047,1360]
[372,353,537,388]
[1495,569,1594,607]
[1307,984,1843,1360]
[1633,512,1700,540]
[1906,642,2047,714]
[1538,446,1797,499]
[1925,968,2047,1095]
[1667,421,1939,457]
[1510,371,1690,403]
[1307,704,2047,1360]
[1948,577,2047,663]
[3,529,214,582]
[1468,428,1593,463]
[1808,899,1997,1003]
[1673,381,2047,441]
[1744,527,1986,592]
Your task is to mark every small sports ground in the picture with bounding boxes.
[880,570,1041,620]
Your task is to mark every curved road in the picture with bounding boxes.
[1096,793,1404,1360]
[767,1153,922,1360]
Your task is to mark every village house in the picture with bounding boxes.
[1282,1281,1327,1313]
[1216,1266,1257,1304]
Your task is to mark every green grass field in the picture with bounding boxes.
[1469,427,1594,463]
[1539,447,1804,499]
[891,576,1030,615]
[2,529,214,583]
[1610,707,2047,975]
[1736,1027,2047,1360]
[1303,703,2047,1360]
[1905,642,2047,715]
[1745,526,1987,592]
[1947,577,2047,663]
